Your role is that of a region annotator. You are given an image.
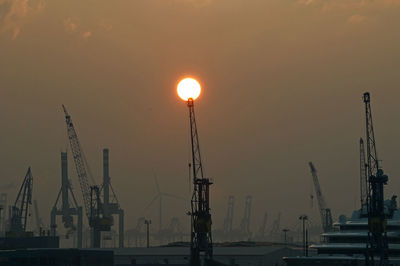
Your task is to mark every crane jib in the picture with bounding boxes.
[63,106,93,220]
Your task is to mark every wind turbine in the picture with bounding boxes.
[145,174,185,232]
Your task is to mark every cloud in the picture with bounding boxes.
[64,17,94,40]
[0,0,45,40]
[63,16,113,41]
[173,0,214,8]
[297,0,400,10]
[296,0,400,24]
[64,17,79,34]
[98,20,112,32]
[82,31,92,40]
[297,0,314,5]
[347,14,367,24]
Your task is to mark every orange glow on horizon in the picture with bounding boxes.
[177,78,201,101]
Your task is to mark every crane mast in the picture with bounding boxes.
[62,105,112,248]
[363,92,389,265]
[223,196,234,235]
[239,195,252,240]
[50,152,83,247]
[257,212,268,239]
[360,138,368,208]
[187,98,213,266]
[308,162,332,232]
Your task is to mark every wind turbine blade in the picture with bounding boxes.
[153,172,161,194]
[162,193,186,201]
[144,195,160,211]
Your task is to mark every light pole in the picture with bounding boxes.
[282,228,289,245]
[177,78,213,266]
[144,219,151,248]
[299,215,308,256]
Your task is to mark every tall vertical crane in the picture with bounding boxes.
[360,138,368,208]
[50,152,83,247]
[33,200,44,235]
[257,212,268,240]
[363,92,389,266]
[239,195,252,240]
[222,196,234,235]
[7,168,33,237]
[269,212,281,239]
[100,149,124,248]
[187,98,213,266]
[308,162,332,232]
[0,193,7,234]
[62,105,112,248]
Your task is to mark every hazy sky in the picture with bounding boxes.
[1,0,400,235]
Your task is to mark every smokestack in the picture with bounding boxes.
[61,152,69,211]
[103,149,110,207]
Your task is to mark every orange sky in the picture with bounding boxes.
[1,0,400,237]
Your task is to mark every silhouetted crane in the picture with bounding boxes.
[257,212,268,240]
[239,195,252,240]
[223,196,235,236]
[186,98,213,266]
[363,92,389,265]
[308,162,332,232]
[50,152,83,247]
[8,168,33,237]
[360,138,368,208]
[62,105,112,248]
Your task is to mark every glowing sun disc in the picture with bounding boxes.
[177,78,201,101]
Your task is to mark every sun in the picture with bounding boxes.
[177,78,201,101]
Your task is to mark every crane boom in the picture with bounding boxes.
[62,105,113,248]
[360,138,368,207]
[62,105,92,219]
[309,162,332,232]
[9,168,33,235]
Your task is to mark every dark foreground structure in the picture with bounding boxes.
[114,245,302,266]
[284,93,399,265]
[0,248,114,266]
[0,236,59,249]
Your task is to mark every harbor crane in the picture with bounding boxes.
[62,105,115,248]
[126,217,146,247]
[239,195,252,240]
[256,212,268,240]
[187,96,213,266]
[363,92,389,265]
[177,78,213,266]
[222,196,234,236]
[360,138,368,208]
[100,148,124,247]
[308,162,333,232]
[33,199,45,235]
[269,212,281,239]
[50,152,83,247]
[7,168,33,237]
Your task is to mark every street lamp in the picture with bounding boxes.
[144,219,151,248]
[299,215,308,256]
[282,228,290,245]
